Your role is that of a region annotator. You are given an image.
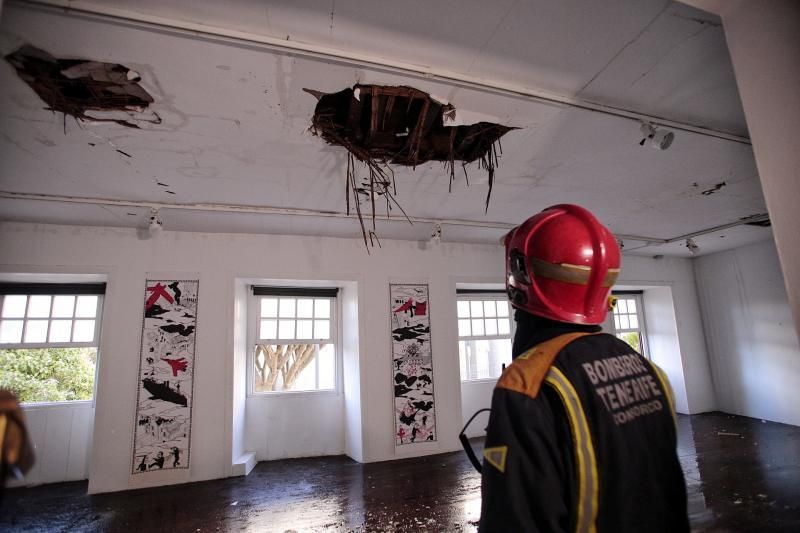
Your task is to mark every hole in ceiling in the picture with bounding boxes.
[743,217,771,228]
[4,45,161,130]
[700,181,726,196]
[305,84,517,248]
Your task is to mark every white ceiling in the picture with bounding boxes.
[0,0,772,257]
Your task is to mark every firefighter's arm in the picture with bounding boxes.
[478,386,573,532]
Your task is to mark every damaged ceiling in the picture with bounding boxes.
[4,44,160,129]
[0,0,771,256]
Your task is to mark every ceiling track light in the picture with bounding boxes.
[148,208,163,236]
[430,223,443,244]
[639,122,675,150]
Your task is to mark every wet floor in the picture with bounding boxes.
[2,412,799,532]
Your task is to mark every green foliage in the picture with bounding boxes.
[617,332,642,353]
[0,347,96,403]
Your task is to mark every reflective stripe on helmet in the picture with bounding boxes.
[530,257,620,287]
[545,366,599,533]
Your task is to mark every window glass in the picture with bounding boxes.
[0,320,23,343]
[0,347,98,403]
[470,300,484,318]
[28,295,51,318]
[0,289,103,403]
[49,320,72,342]
[72,320,95,342]
[611,293,648,357]
[252,294,337,393]
[260,298,278,317]
[297,299,314,318]
[2,295,27,318]
[24,320,48,343]
[260,319,277,339]
[75,296,98,318]
[498,318,511,335]
[496,300,509,317]
[279,298,296,318]
[296,319,313,339]
[314,299,330,319]
[457,296,514,380]
[278,320,295,339]
[52,296,75,318]
[314,320,330,340]
[458,339,512,380]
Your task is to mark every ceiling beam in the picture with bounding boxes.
[0,190,767,246]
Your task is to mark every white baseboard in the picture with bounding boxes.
[232,452,256,476]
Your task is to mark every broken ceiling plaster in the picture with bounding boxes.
[4,45,161,130]
[305,84,517,248]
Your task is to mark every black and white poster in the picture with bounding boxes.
[390,284,436,445]
[132,279,198,474]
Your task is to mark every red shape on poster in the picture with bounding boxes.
[162,357,188,377]
[145,283,174,309]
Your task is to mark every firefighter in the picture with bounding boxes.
[479,204,689,532]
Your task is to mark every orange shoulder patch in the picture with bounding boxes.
[496,332,595,399]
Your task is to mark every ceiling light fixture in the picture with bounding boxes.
[148,208,163,236]
[685,238,699,255]
[639,122,675,150]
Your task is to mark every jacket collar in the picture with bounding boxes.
[512,310,601,358]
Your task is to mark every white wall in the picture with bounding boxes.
[230,279,247,466]
[694,239,800,426]
[460,380,493,438]
[1,222,718,492]
[618,256,716,414]
[7,402,94,487]
[642,286,690,413]
[715,0,800,337]
[0,222,505,492]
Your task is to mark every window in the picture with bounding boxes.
[457,293,513,380]
[611,292,648,356]
[0,283,105,403]
[251,287,338,393]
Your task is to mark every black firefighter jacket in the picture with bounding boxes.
[479,324,689,533]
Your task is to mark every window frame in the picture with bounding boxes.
[0,284,105,406]
[247,287,341,397]
[610,291,649,358]
[456,292,515,382]
[0,293,104,349]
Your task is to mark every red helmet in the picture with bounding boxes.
[504,204,621,325]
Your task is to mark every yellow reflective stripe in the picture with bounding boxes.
[483,445,508,473]
[648,362,677,426]
[545,366,598,533]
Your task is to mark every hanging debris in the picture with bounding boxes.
[305,84,516,247]
[4,45,160,130]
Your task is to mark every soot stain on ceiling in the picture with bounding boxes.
[4,45,161,130]
[305,84,517,247]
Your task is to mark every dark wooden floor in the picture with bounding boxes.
[2,412,799,532]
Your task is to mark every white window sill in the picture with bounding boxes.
[247,389,339,400]
[460,377,501,384]
[21,399,94,409]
